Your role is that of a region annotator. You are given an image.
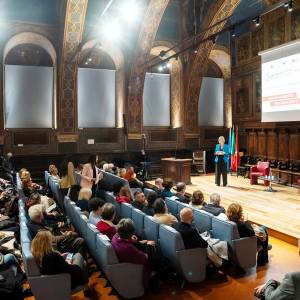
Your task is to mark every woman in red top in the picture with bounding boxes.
[124,167,143,188]
[116,186,132,204]
[96,203,116,240]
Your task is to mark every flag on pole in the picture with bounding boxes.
[231,125,240,172]
[227,127,232,171]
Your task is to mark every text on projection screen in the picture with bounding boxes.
[261,50,300,122]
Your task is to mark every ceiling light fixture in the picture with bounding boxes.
[253,16,260,27]
[119,0,140,25]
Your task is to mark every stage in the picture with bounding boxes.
[148,174,300,245]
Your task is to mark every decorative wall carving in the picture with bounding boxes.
[59,0,88,133]
[236,34,250,63]
[268,16,285,48]
[291,8,300,40]
[251,25,264,57]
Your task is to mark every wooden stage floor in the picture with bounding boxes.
[148,174,300,245]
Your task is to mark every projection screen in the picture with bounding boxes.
[143,72,170,126]
[4,65,54,128]
[77,68,116,128]
[260,40,300,122]
[198,77,224,126]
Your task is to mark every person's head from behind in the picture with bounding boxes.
[227,202,243,222]
[101,203,116,221]
[28,204,44,223]
[134,191,145,203]
[153,198,167,214]
[7,152,13,159]
[78,188,92,201]
[125,167,135,181]
[162,178,173,190]
[176,182,186,195]
[49,164,58,176]
[27,192,41,209]
[119,186,132,199]
[117,218,135,240]
[180,207,194,224]
[103,163,109,172]
[210,193,221,207]
[146,191,158,207]
[155,178,163,190]
[89,197,105,215]
[192,190,205,206]
[112,183,124,195]
[31,230,53,266]
[87,154,97,167]
[119,168,126,178]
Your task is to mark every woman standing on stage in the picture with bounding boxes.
[214,136,230,186]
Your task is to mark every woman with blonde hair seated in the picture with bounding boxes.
[31,231,88,290]
[48,164,60,180]
[189,190,206,209]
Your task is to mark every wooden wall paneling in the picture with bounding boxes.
[247,131,257,156]
[266,130,278,160]
[257,130,267,158]
[289,130,300,161]
[278,130,290,161]
[291,7,300,41]
[252,72,262,120]
[236,33,251,64]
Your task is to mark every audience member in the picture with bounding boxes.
[96,203,116,240]
[152,178,164,197]
[88,197,105,226]
[132,191,147,211]
[111,218,150,287]
[173,207,208,249]
[81,155,103,197]
[21,170,43,197]
[1,152,15,182]
[31,231,88,290]
[76,188,92,212]
[119,168,126,179]
[124,167,143,188]
[189,190,206,209]
[142,191,157,216]
[59,159,76,196]
[153,198,177,226]
[174,182,189,203]
[48,164,60,180]
[161,179,174,198]
[202,193,225,216]
[227,203,269,266]
[116,186,132,204]
[254,271,300,300]
[27,204,86,256]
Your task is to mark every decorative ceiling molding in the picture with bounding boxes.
[209,46,231,78]
[127,0,170,133]
[59,0,88,133]
[81,39,125,128]
[185,0,240,133]
[3,32,57,65]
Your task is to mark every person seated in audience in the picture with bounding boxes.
[88,197,105,226]
[96,203,117,240]
[189,190,207,209]
[103,163,115,174]
[49,164,60,180]
[112,218,151,288]
[124,166,143,188]
[27,204,87,257]
[201,193,225,216]
[119,168,126,178]
[173,207,208,249]
[254,271,300,300]
[152,178,163,197]
[227,203,269,266]
[161,179,175,198]
[31,230,89,291]
[76,188,92,213]
[21,170,43,197]
[142,191,158,216]
[116,186,132,204]
[112,165,119,176]
[153,198,177,226]
[132,191,148,210]
[98,160,108,169]
[174,182,189,203]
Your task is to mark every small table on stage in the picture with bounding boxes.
[161,158,192,184]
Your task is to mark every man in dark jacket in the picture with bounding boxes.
[202,193,225,216]
[173,207,207,249]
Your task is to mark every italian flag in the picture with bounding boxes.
[231,126,239,172]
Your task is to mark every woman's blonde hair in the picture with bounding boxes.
[191,190,205,205]
[31,230,54,267]
[78,188,92,200]
[218,136,225,143]
[227,202,243,222]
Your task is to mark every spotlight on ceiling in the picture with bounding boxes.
[158,65,163,72]
[119,0,140,25]
[85,61,88,65]
[284,0,293,12]
[100,20,121,41]
[253,16,260,27]
[166,62,171,68]
[194,48,198,54]
[88,57,92,62]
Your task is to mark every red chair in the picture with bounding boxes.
[250,161,270,186]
